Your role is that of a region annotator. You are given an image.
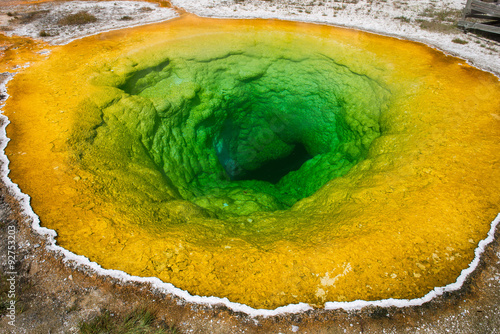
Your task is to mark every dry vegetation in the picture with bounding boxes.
[57,11,98,26]
[7,10,49,24]
[79,307,179,334]
[417,7,463,33]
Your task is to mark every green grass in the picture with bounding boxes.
[79,308,179,334]
[452,38,468,44]
[58,11,97,26]
[394,16,411,23]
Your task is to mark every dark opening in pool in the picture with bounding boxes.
[234,142,312,184]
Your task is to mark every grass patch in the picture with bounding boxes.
[39,30,51,37]
[120,16,134,21]
[139,7,154,12]
[394,16,411,23]
[79,307,178,334]
[0,274,25,316]
[13,10,49,24]
[418,7,462,33]
[418,19,458,33]
[437,9,462,22]
[58,11,97,26]
[419,7,462,26]
[452,38,468,44]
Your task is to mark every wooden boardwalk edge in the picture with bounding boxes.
[469,0,500,17]
[460,0,500,35]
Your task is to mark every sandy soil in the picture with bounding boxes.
[0,0,499,333]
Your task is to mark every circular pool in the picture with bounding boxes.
[4,16,500,309]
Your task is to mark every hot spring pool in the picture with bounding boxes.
[4,16,500,309]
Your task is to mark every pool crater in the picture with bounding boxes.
[104,48,389,218]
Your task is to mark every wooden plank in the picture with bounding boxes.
[466,13,500,19]
[463,0,473,17]
[458,20,500,34]
[470,0,500,17]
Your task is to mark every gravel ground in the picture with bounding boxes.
[0,0,499,333]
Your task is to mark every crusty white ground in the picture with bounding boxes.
[1,1,177,45]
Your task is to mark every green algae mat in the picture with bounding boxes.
[4,16,500,309]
